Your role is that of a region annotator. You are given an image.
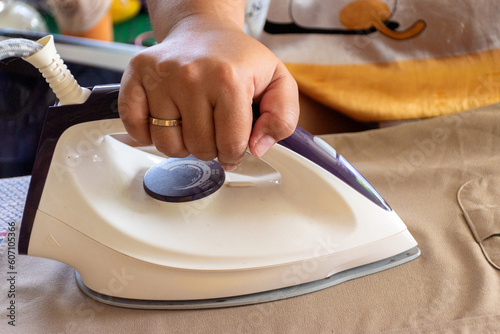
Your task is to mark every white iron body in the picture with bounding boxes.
[26,115,417,302]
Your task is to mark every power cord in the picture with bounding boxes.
[0,35,90,105]
[0,38,42,59]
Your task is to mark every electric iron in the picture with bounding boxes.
[11,36,419,309]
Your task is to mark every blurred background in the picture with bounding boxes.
[0,0,154,177]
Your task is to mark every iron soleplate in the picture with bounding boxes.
[75,247,420,310]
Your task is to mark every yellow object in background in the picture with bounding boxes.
[110,0,142,24]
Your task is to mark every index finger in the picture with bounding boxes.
[118,67,152,145]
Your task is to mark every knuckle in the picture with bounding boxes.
[129,50,152,69]
[186,143,218,161]
[217,139,247,159]
[184,136,217,161]
[154,140,187,158]
[191,150,217,162]
[156,146,189,159]
[216,64,241,93]
[280,115,298,136]
[217,62,238,83]
[118,111,135,126]
[268,107,299,139]
[178,62,204,85]
[118,100,147,127]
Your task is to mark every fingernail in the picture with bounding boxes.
[222,164,238,172]
[254,135,276,158]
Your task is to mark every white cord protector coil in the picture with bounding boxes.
[23,35,91,105]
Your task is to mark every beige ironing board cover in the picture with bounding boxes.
[2,103,500,333]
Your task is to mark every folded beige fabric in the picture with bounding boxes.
[1,102,500,333]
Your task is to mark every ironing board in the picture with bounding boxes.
[1,104,500,333]
[0,176,29,243]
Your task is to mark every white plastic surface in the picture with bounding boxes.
[28,119,418,300]
[23,35,91,105]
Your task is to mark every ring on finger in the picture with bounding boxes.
[149,116,182,127]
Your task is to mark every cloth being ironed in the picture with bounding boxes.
[1,102,500,333]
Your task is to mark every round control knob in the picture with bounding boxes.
[143,156,225,202]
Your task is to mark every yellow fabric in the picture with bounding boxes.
[256,0,500,122]
[286,48,500,121]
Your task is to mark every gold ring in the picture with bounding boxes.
[149,116,182,127]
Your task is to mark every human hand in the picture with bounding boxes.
[118,14,299,171]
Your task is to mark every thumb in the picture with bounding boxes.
[249,64,300,158]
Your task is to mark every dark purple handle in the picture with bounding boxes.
[277,127,391,211]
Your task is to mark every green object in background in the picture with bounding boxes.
[113,12,153,45]
[42,11,153,45]
[41,12,59,34]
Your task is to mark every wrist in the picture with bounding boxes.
[147,0,246,41]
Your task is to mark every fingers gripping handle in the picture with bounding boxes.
[252,104,391,210]
[56,87,390,212]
